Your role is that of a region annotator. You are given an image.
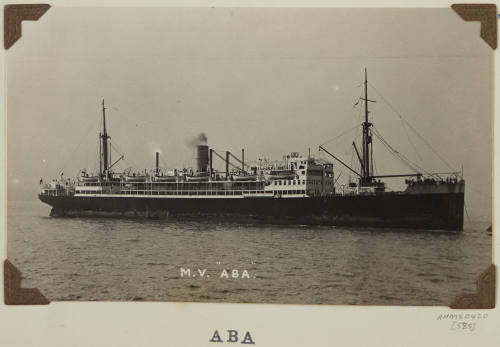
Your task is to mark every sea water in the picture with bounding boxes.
[7,199,492,305]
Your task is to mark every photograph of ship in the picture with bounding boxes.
[6,7,492,305]
[39,68,465,231]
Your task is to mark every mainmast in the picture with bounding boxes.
[318,69,375,182]
[101,99,109,177]
[361,68,374,185]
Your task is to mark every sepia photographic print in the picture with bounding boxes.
[4,4,495,311]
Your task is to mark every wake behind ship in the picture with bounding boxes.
[39,70,465,231]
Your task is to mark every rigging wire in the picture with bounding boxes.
[320,124,360,147]
[109,142,125,160]
[320,91,364,147]
[93,145,99,175]
[401,120,424,162]
[349,146,355,169]
[229,152,251,169]
[368,82,455,171]
[357,99,364,125]
[58,113,101,176]
[372,126,435,176]
[109,140,139,170]
[212,150,243,171]
[372,128,421,174]
[333,171,343,189]
[367,84,423,163]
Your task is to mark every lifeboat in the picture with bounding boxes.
[232,174,258,181]
[125,175,147,182]
[155,175,177,182]
[80,176,99,182]
[80,175,99,182]
[264,170,296,180]
[185,174,210,182]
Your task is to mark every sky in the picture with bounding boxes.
[6,7,493,221]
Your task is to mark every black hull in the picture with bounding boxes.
[39,192,464,231]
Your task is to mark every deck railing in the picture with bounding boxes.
[75,189,275,196]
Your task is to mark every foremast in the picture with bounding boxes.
[361,68,375,186]
[100,99,110,178]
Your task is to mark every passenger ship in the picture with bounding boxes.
[39,70,465,231]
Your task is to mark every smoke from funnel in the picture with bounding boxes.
[186,133,208,147]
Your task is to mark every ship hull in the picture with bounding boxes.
[39,192,464,231]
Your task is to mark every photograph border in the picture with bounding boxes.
[1,1,498,346]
